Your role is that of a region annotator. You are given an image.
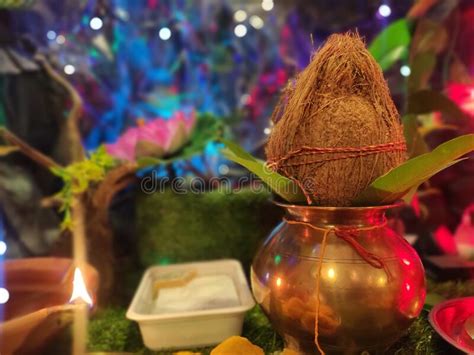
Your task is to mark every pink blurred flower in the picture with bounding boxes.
[106,110,196,161]
[433,225,458,255]
[447,83,474,117]
[105,127,139,162]
[454,204,474,259]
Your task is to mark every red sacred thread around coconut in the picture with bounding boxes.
[267,141,407,204]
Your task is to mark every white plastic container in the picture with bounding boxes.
[126,259,255,350]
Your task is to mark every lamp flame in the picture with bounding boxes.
[69,267,93,306]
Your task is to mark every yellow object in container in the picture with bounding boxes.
[210,336,264,355]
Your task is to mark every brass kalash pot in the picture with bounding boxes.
[251,202,425,354]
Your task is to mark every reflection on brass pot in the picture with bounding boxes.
[251,202,426,354]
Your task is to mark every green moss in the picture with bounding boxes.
[388,313,452,355]
[243,306,284,352]
[85,307,452,355]
[86,306,279,354]
[87,308,143,352]
[86,280,473,354]
[136,187,281,270]
[427,279,474,299]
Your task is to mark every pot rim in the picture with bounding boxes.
[272,199,404,212]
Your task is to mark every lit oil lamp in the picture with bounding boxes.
[70,267,94,355]
[0,258,98,354]
[69,196,94,354]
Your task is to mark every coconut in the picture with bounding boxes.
[266,32,406,206]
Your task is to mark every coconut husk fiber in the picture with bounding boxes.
[266,32,406,206]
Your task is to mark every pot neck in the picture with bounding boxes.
[281,204,393,228]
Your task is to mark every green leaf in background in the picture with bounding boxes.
[179,113,222,160]
[408,52,437,94]
[136,114,223,169]
[136,156,162,168]
[403,114,429,158]
[369,19,411,71]
[423,293,445,311]
[353,134,474,205]
[407,89,467,122]
[378,46,408,72]
[50,146,118,230]
[221,139,306,203]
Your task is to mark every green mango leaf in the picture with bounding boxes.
[353,134,474,205]
[402,184,420,204]
[369,19,411,71]
[221,139,306,203]
[407,90,467,122]
[0,145,19,156]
